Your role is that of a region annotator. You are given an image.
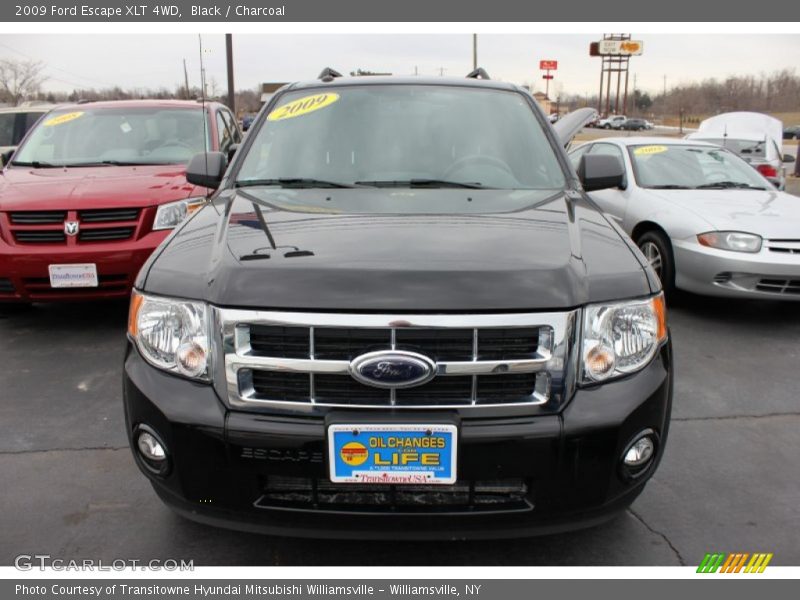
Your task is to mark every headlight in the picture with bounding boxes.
[128,291,211,381]
[581,294,667,383]
[153,197,206,230]
[697,231,762,253]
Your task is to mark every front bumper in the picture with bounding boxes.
[0,230,169,302]
[673,239,800,300]
[123,338,673,539]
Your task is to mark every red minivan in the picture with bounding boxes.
[0,99,241,304]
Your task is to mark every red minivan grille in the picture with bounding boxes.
[5,208,143,245]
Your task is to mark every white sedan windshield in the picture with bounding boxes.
[628,144,771,190]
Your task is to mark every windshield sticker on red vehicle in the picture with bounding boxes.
[267,93,340,122]
[634,145,668,155]
[43,112,84,127]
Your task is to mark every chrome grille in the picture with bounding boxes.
[766,239,800,255]
[219,309,576,409]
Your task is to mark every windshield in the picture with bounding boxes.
[12,106,209,166]
[628,144,771,190]
[235,85,566,190]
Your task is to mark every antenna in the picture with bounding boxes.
[198,34,210,196]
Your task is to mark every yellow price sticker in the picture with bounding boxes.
[634,145,668,156]
[267,93,340,122]
[43,111,84,127]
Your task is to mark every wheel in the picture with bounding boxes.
[603,124,611,129]
[636,230,675,295]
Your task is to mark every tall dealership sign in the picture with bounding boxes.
[590,36,643,117]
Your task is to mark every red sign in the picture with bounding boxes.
[540,60,558,71]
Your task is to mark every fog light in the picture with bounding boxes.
[624,436,654,467]
[137,431,166,462]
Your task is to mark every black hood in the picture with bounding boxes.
[141,188,653,311]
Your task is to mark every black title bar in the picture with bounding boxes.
[4,0,799,22]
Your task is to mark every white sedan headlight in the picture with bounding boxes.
[697,231,762,253]
[581,294,667,383]
[153,197,206,230]
[128,291,211,381]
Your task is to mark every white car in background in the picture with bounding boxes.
[597,115,626,129]
[568,137,800,300]
[685,112,793,190]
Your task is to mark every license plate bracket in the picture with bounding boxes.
[48,264,98,288]
[328,423,457,485]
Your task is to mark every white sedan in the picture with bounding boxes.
[568,137,800,300]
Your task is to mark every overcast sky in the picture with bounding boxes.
[1,34,798,97]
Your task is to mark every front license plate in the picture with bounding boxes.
[48,264,98,288]
[328,424,457,485]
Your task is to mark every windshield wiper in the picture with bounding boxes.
[55,160,152,167]
[235,178,356,189]
[695,181,766,190]
[648,184,692,189]
[355,179,484,189]
[9,160,60,168]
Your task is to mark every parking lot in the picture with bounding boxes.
[1,275,799,565]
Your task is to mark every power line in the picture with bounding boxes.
[0,41,116,88]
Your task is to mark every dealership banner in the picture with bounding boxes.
[4,579,800,600]
[2,0,799,22]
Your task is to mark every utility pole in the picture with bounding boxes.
[472,34,477,69]
[663,74,667,97]
[225,33,235,114]
[183,59,190,99]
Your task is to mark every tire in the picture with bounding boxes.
[636,230,675,296]
[603,124,611,129]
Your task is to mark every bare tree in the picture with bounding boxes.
[0,59,47,106]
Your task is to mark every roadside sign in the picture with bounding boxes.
[597,40,644,56]
[542,75,554,80]
[540,60,558,70]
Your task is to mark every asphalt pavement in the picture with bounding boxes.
[1,281,798,566]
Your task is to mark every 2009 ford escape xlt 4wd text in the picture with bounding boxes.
[124,70,672,539]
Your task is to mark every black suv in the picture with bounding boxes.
[124,71,672,539]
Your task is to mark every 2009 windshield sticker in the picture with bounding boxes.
[634,145,668,155]
[43,112,84,127]
[267,93,340,121]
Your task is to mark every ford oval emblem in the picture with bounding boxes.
[350,350,437,389]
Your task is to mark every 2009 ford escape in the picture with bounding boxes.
[123,71,672,539]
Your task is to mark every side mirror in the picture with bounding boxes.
[185,152,227,190]
[577,154,625,192]
[228,143,239,163]
[1,149,14,167]
[783,154,796,163]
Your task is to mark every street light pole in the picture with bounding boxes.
[473,34,477,69]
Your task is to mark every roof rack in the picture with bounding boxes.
[318,67,344,81]
[466,68,490,80]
